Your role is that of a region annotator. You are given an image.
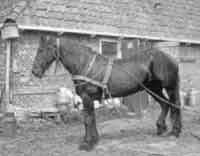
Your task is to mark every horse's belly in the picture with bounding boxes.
[108,75,143,97]
[106,63,149,97]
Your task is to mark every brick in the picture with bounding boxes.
[35,2,48,11]
[17,1,27,7]
[48,4,66,12]
[81,0,101,4]
[47,11,64,20]
[35,10,48,17]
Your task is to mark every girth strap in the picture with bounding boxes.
[72,75,106,88]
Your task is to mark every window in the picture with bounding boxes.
[99,38,121,59]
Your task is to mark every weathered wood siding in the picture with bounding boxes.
[0,39,6,87]
[1,31,199,111]
[10,32,73,110]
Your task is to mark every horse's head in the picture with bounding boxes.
[32,35,57,78]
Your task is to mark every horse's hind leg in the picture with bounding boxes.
[148,84,169,136]
[166,83,182,137]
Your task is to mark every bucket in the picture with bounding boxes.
[1,22,19,40]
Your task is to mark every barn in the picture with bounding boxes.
[0,0,200,115]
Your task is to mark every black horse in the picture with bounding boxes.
[32,35,182,151]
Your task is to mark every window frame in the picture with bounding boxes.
[99,38,122,59]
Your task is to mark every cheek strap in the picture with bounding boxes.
[54,38,61,74]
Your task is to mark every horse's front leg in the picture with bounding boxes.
[79,92,99,151]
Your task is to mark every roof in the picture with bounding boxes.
[1,0,200,43]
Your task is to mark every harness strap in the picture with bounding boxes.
[102,57,114,85]
[54,38,61,74]
[83,54,97,76]
[72,75,106,88]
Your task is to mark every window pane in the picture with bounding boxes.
[102,41,117,57]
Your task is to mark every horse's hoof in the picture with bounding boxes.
[78,140,97,151]
[164,131,180,138]
[157,126,167,136]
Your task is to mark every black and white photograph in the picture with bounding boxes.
[0,0,200,155]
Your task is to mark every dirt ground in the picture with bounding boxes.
[0,104,200,156]
[0,62,199,156]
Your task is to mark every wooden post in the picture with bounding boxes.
[1,19,19,113]
[3,40,11,112]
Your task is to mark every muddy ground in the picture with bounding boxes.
[0,104,199,156]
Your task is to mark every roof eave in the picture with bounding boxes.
[1,23,200,44]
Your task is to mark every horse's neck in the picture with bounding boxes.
[59,43,87,75]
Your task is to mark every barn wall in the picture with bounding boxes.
[178,45,200,60]
[9,31,154,110]
[121,38,152,59]
[10,32,109,110]
[11,32,74,110]
[3,30,199,111]
[153,42,200,92]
